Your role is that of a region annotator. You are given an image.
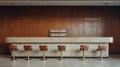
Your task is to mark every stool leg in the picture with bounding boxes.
[43,51,46,60]
[83,51,85,60]
[100,50,103,60]
[27,50,30,60]
[12,51,16,60]
[60,51,63,60]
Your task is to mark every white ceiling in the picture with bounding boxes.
[0,0,120,6]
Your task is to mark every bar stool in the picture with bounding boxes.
[58,45,66,60]
[97,45,106,60]
[80,45,89,60]
[9,45,18,60]
[39,45,48,60]
[24,45,33,60]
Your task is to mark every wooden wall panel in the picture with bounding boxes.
[0,6,120,54]
[8,18,37,37]
[71,7,105,37]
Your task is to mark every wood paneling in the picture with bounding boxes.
[0,6,120,54]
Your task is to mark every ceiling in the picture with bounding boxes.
[0,0,120,6]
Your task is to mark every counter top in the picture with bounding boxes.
[6,37,113,43]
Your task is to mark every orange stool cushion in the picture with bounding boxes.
[9,45,18,51]
[97,45,106,51]
[58,45,66,51]
[80,45,89,51]
[24,45,33,51]
[39,45,48,51]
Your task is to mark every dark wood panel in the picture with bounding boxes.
[0,6,120,54]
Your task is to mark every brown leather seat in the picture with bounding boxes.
[39,45,48,51]
[97,45,106,51]
[9,45,18,51]
[80,45,88,51]
[58,45,66,51]
[24,45,33,51]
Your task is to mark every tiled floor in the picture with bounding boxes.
[0,55,120,67]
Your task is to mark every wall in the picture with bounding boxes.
[0,6,120,54]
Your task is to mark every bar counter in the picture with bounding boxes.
[6,37,113,57]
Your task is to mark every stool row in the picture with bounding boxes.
[9,45,106,61]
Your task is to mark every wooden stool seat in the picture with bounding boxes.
[39,45,48,60]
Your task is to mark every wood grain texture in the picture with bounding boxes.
[0,6,120,54]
